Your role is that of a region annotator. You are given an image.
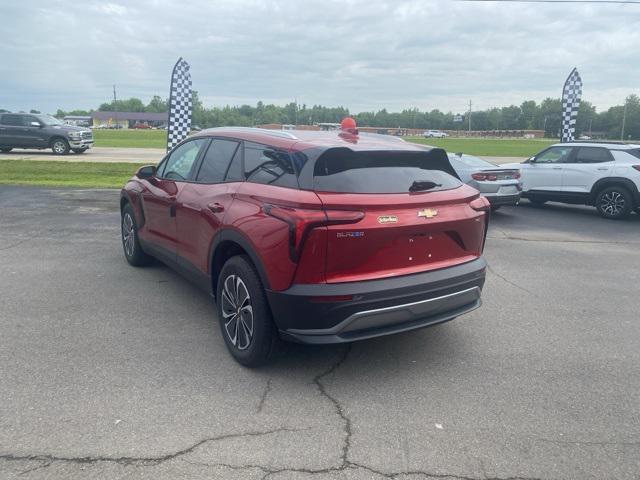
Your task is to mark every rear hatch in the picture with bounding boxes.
[311,148,488,283]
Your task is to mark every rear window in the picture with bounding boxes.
[449,154,496,169]
[313,148,461,194]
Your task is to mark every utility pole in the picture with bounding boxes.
[112,85,118,128]
[468,99,472,133]
[621,99,628,141]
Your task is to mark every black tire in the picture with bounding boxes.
[216,255,281,367]
[0,147,12,153]
[51,137,70,155]
[121,204,153,266]
[72,148,88,154]
[595,186,633,220]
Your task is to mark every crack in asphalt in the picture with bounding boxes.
[486,264,537,298]
[257,378,272,414]
[0,427,299,474]
[312,344,353,467]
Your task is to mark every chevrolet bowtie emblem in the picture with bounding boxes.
[418,208,438,219]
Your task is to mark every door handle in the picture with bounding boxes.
[207,202,224,213]
[552,167,562,170]
[597,167,608,171]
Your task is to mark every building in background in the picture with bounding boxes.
[63,115,91,127]
[91,111,168,129]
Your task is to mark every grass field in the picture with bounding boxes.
[0,160,140,188]
[93,129,167,148]
[406,137,555,157]
[91,129,554,156]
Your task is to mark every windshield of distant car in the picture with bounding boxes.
[449,154,495,170]
[36,115,63,126]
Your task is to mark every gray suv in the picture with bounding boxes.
[0,113,93,155]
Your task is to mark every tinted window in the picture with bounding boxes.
[196,139,240,183]
[159,139,206,181]
[225,147,243,181]
[627,149,640,160]
[535,146,573,163]
[244,142,298,188]
[1,114,23,126]
[574,147,612,163]
[313,149,461,194]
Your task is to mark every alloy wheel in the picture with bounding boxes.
[122,213,135,257]
[52,140,66,154]
[221,274,254,350]
[600,191,626,217]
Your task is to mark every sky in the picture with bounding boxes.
[1,0,638,115]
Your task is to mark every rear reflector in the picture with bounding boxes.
[309,295,355,303]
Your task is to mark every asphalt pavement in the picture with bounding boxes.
[0,186,638,479]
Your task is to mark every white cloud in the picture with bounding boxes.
[0,0,638,114]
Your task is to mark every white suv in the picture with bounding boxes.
[503,142,640,219]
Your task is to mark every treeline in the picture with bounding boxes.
[50,92,640,139]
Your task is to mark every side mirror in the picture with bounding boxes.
[136,165,156,179]
[527,156,536,164]
[30,121,42,128]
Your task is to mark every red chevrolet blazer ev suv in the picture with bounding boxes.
[120,122,489,366]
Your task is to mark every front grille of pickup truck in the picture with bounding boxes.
[81,132,93,140]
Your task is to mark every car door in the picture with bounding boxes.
[140,138,207,259]
[20,115,49,149]
[175,138,243,273]
[562,146,614,194]
[0,114,25,146]
[520,146,574,193]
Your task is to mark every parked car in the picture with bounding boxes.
[423,130,449,138]
[448,153,521,210]
[120,123,490,366]
[132,123,151,129]
[0,112,93,154]
[502,142,640,219]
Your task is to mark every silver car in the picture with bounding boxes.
[448,153,521,210]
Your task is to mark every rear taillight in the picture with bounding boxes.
[470,196,491,212]
[472,171,520,180]
[633,166,640,172]
[469,196,490,253]
[263,204,364,262]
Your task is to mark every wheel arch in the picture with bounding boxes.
[589,177,640,206]
[209,230,271,300]
[48,135,68,147]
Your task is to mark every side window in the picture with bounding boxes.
[574,147,612,163]
[196,139,240,183]
[243,142,298,188]
[22,116,39,127]
[225,147,243,182]
[1,114,23,126]
[159,139,206,181]
[535,146,573,164]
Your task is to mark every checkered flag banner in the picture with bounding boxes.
[560,68,582,143]
[167,57,193,152]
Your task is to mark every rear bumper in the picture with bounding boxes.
[267,257,486,344]
[484,193,521,206]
